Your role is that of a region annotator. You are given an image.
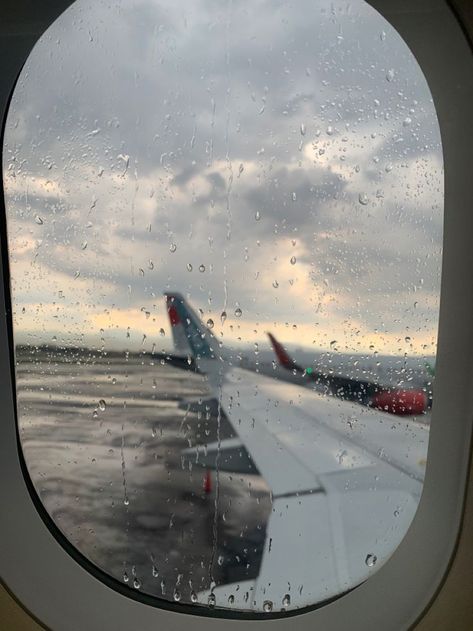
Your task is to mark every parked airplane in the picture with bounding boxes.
[267,332,428,415]
[165,292,429,609]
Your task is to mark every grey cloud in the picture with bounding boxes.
[4,0,443,349]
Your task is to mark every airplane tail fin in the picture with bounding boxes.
[165,292,218,359]
[267,332,300,370]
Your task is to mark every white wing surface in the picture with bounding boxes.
[165,293,429,611]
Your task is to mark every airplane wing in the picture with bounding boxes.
[267,331,428,416]
[165,293,429,612]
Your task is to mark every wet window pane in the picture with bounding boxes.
[3,0,442,615]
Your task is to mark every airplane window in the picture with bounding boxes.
[2,0,442,616]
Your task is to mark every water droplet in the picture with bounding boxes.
[187,263,193,272]
[206,318,214,329]
[405,336,411,343]
[403,117,412,127]
[272,280,279,288]
[228,594,235,605]
[300,123,306,136]
[255,210,261,221]
[173,589,181,602]
[92,409,98,419]
[208,593,216,608]
[34,215,43,225]
[98,399,106,411]
[365,554,377,567]
[133,577,141,589]
[290,256,296,265]
[282,594,291,607]
[263,600,273,613]
[170,243,177,253]
[386,69,395,82]
[152,565,159,577]
[148,260,154,270]
[124,497,129,506]
[199,264,205,272]
[358,193,369,205]
[217,555,224,566]
[81,240,88,250]
[238,163,244,176]
[326,125,334,135]
[159,328,165,336]
[234,307,242,318]
[123,571,129,583]
[291,192,297,202]
[330,340,337,349]
[190,591,198,603]
[220,311,227,325]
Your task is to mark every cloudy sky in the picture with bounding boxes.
[3,0,443,356]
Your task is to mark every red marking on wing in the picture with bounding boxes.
[370,389,427,415]
[267,332,294,368]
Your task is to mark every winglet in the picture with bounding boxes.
[165,292,217,359]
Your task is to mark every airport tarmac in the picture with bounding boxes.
[15,347,271,606]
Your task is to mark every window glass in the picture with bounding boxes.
[3,0,442,614]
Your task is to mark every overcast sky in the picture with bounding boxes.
[3,0,443,357]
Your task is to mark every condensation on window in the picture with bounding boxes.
[3,0,442,615]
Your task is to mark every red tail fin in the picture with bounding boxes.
[267,332,296,369]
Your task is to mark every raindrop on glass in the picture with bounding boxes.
[234,307,242,318]
[365,554,377,567]
[170,243,177,253]
[358,193,369,205]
